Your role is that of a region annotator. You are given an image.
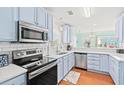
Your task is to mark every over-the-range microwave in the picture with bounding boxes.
[18,21,48,43]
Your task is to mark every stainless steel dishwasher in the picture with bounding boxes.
[75,52,87,69]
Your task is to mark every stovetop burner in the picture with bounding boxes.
[12,48,57,72]
[21,57,56,72]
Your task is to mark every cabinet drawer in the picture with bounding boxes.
[87,60,100,66]
[88,64,100,71]
[87,54,100,58]
[2,74,26,85]
[87,57,100,61]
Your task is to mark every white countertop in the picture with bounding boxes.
[48,50,124,62]
[0,64,27,84]
[48,51,74,59]
[75,50,124,62]
[110,53,124,62]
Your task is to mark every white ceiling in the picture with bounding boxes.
[46,7,124,32]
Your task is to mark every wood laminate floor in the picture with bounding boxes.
[59,68,114,85]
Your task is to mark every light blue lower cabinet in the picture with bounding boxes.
[109,56,120,85]
[119,62,124,84]
[57,53,75,83]
[63,56,69,76]
[87,54,110,74]
[57,56,69,83]
[1,74,27,85]
[57,52,124,85]
[72,53,75,67]
[68,54,72,71]
[68,53,75,71]
[87,54,100,71]
[57,58,64,83]
[109,56,124,85]
[100,55,109,73]
[87,64,100,71]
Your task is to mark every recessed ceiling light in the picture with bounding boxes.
[83,7,91,18]
[83,7,95,18]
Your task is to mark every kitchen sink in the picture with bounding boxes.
[57,52,68,55]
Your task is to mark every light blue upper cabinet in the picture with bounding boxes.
[45,9,48,28]
[67,25,71,43]
[48,14,53,41]
[37,8,48,28]
[63,24,71,43]
[0,7,50,42]
[19,7,48,28]
[116,14,124,44]
[63,25,68,43]
[19,7,36,24]
[0,8,18,41]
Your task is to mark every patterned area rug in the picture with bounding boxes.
[63,71,80,84]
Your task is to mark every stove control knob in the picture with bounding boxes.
[37,62,41,65]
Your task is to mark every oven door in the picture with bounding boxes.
[28,62,57,85]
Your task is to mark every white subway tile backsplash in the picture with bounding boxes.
[0,42,48,63]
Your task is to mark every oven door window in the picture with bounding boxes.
[21,27,43,40]
[29,65,57,85]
